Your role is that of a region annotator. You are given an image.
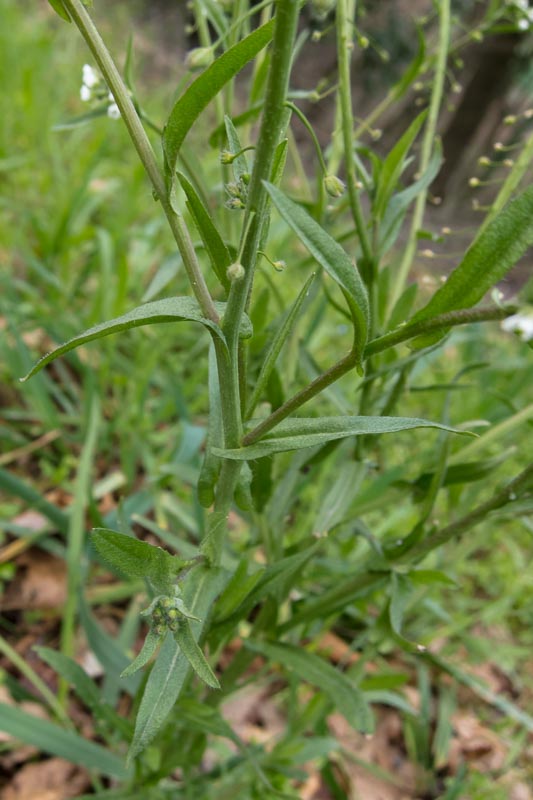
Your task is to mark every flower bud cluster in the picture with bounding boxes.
[225,175,249,210]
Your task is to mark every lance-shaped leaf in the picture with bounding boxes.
[263,182,369,366]
[246,273,316,418]
[121,628,164,678]
[91,529,187,594]
[178,172,231,292]
[21,297,252,381]
[129,566,229,761]
[408,185,533,347]
[373,110,427,220]
[47,0,70,21]
[247,640,373,733]
[0,703,128,779]
[175,618,220,689]
[214,416,470,460]
[163,19,275,176]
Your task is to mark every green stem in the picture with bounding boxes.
[336,0,372,268]
[243,346,358,445]
[404,462,533,561]
[243,305,513,446]
[62,0,218,325]
[389,0,450,314]
[364,305,515,358]
[221,0,300,429]
[246,0,300,210]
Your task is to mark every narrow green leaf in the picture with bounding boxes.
[379,142,442,258]
[0,703,128,779]
[177,698,239,744]
[91,529,184,593]
[214,416,470,460]
[224,115,249,183]
[35,647,130,736]
[246,273,316,417]
[214,541,319,628]
[47,0,71,21]
[281,572,387,632]
[78,595,139,697]
[247,641,373,733]
[389,27,425,101]
[264,182,369,364]
[178,171,231,292]
[21,297,221,381]
[163,20,275,175]
[408,185,533,345]
[374,111,427,219]
[175,619,220,689]
[389,573,413,637]
[129,566,229,760]
[21,298,252,381]
[0,467,68,534]
[121,628,164,678]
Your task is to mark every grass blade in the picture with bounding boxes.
[247,640,373,733]
[0,703,128,779]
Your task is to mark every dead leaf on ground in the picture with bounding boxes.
[0,757,90,800]
[447,711,507,772]
[0,550,66,611]
[328,710,420,800]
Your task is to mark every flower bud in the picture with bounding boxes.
[185,47,214,71]
[324,174,345,198]
[226,262,245,281]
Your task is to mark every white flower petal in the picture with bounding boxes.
[80,85,91,102]
[107,102,121,120]
[82,64,99,88]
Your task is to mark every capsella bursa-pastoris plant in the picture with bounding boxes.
[22,0,533,772]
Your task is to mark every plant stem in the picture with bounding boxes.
[389,0,450,314]
[364,305,515,357]
[243,347,358,445]
[221,0,300,428]
[242,306,513,446]
[405,462,533,561]
[336,0,372,269]
[62,0,218,325]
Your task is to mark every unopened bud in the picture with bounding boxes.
[185,47,214,70]
[227,262,245,281]
[471,30,483,42]
[220,149,235,165]
[504,114,517,125]
[478,156,490,166]
[469,177,480,187]
[503,158,514,167]
[324,174,345,198]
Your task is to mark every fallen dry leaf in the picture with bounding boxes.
[0,757,90,800]
[0,550,66,611]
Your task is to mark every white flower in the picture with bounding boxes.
[107,102,121,120]
[501,313,533,342]
[82,63,99,88]
[80,84,92,102]
[518,17,530,30]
